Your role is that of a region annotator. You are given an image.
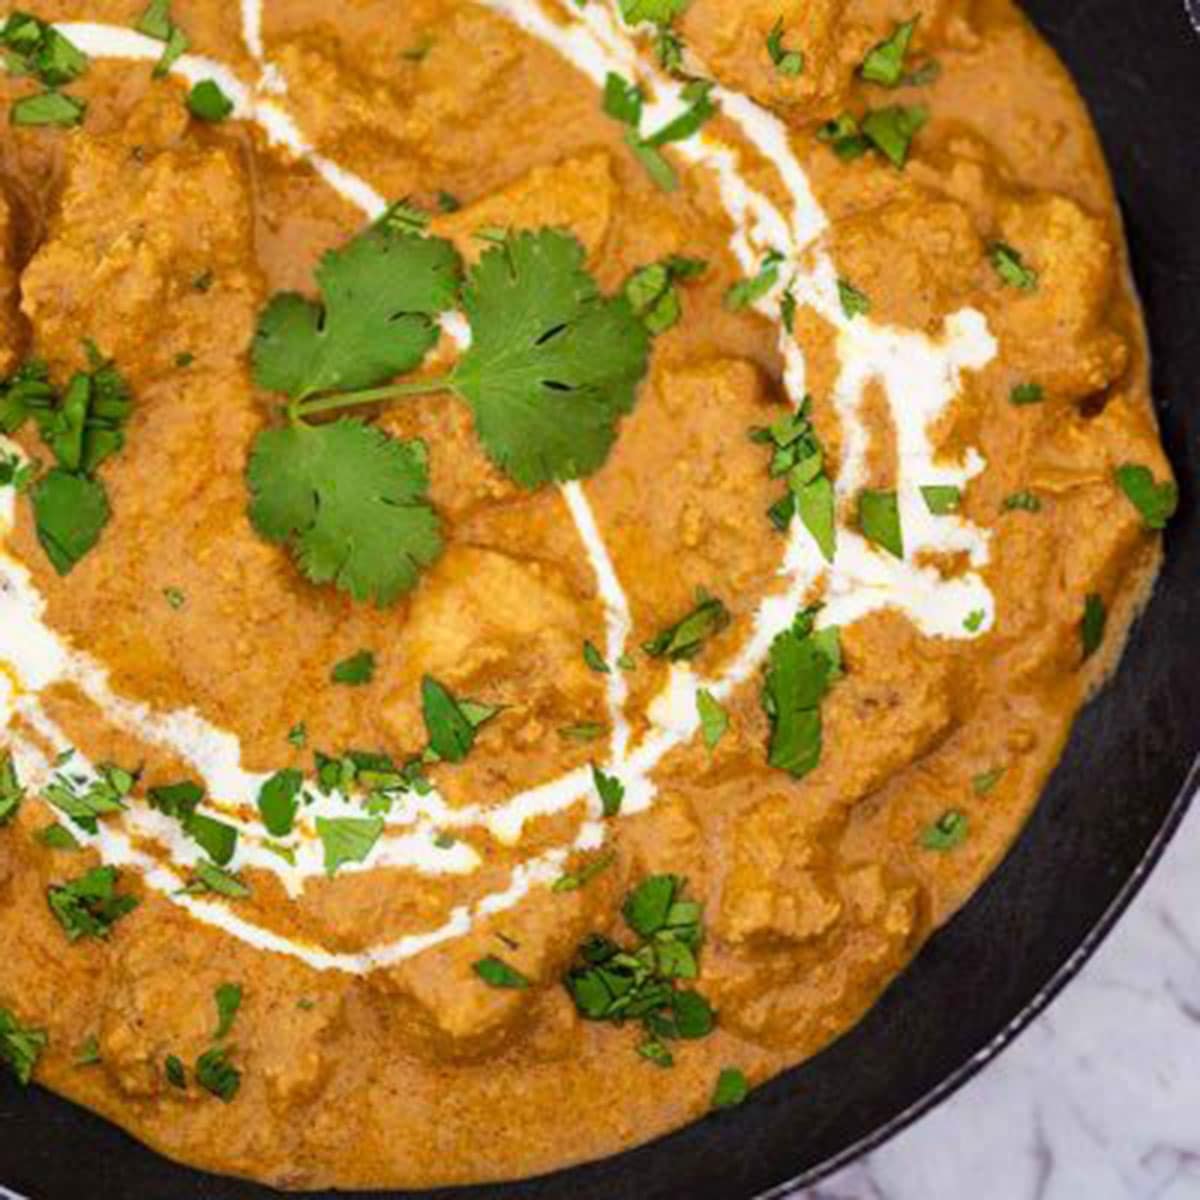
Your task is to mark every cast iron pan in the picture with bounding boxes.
[2,1,1197,1196]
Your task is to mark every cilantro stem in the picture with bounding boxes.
[293,376,456,421]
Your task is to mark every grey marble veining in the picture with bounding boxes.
[796,805,1200,1200]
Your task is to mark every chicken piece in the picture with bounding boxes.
[379,545,604,756]
[21,129,261,389]
[817,611,957,808]
[715,795,843,946]
[431,152,615,265]
[681,0,857,124]
[587,358,785,642]
[830,189,984,331]
[985,193,1129,402]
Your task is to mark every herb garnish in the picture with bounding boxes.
[860,18,918,87]
[187,79,234,122]
[1082,593,1106,660]
[1114,464,1177,530]
[256,769,303,838]
[988,242,1038,291]
[214,983,243,1039]
[858,489,904,558]
[818,106,928,168]
[712,1067,749,1110]
[643,592,730,661]
[0,752,23,826]
[473,956,530,990]
[196,1047,240,1101]
[766,20,804,77]
[48,865,140,941]
[565,875,715,1066]
[315,816,384,876]
[921,485,961,515]
[553,850,616,894]
[838,279,871,320]
[45,763,135,834]
[249,226,648,601]
[583,640,611,674]
[0,1007,47,1085]
[1010,382,1044,406]
[752,399,836,558]
[725,250,784,311]
[331,650,376,686]
[1,13,88,127]
[762,607,841,779]
[136,0,190,76]
[592,765,625,817]
[921,810,969,851]
[696,688,729,750]
[624,255,707,334]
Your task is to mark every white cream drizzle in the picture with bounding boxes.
[0,0,998,973]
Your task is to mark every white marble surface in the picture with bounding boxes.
[797,803,1200,1200]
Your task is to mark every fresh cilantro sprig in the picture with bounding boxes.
[249,225,649,603]
[0,1006,47,1085]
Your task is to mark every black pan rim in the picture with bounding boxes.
[759,751,1200,1198]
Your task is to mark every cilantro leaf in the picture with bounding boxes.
[421,676,495,763]
[592,765,625,817]
[473,956,530,989]
[0,1007,47,1085]
[1082,593,1106,660]
[838,278,871,319]
[257,769,303,838]
[252,226,461,400]
[0,752,24,827]
[921,485,961,515]
[860,19,918,87]
[921,810,969,851]
[1010,382,1044,406]
[858,488,904,558]
[767,20,804,77]
[643,594,730,661]
[195,1047,240,1101]
[47,865,139,941]
[247,418,442,606]
[1115,464,1177,530]
[213,983,242,1039]
[185,811,238,866]
[451,230,650,488]
[331,649,376,686]
[712,1067,749,1110]
[762,609,840,779]
[618,0,689,23]
[315,816,384,876]
[989,242,1038,291]
[31,468,110,575]
[696,689,729,750]
[186,79,234,122]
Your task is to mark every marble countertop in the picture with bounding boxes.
[797,803,1200,1200]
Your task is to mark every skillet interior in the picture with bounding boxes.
[0,0,1197,1196]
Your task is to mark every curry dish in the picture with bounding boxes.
[0,0,1178,1190]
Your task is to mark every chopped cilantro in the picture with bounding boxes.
[331,649,376,686]
[624,256,706,335]
[287,722,307,749]
[712,1067,749,1110]
[592,765,625,817]
[583,640,611,674]
[0,1007,47,1085]
[989,242,1038,291]
[31,469,110,575]
[553,850,616,894]
[45,765,134,834]
[421,676,487,763]
[766,20,804,77]
[643,593,730,661]
[185,811,238,867]
[184,860,250,899]
[859,489,904,558]
[214,983,242,1039]
[754,399,836,559]
[257,769,303,838]
[165,1054,187,1089]
[163,586,186,609]
[36,822,80,851]
[921,809,969,851]
[1082,593,1106,660]
[972,767,1004,795]
[565,875,714,1063]
[47,865,139,941]
[921,485,962,515]
[963,609,985,633]
[74,1035,101,1067]
[315,815,384,876]
[10,89,85,128]
[147,779,203,820]
[725,250,784,311]
[1003,490,1042,513]
[473,956,530,989]
[617,0,688,23]
[603,71,644,126]
[0,752,23,826]
[696,688,729,750]
[137,0,190,76]
[819,106,927,168]
[559,722,608,742]
[195,1047,240,1101]
[838,279,871,319]
[860,18,917,87]
[1010,382,1044,406]
[762,607,841,779]
[1115,464,1177,530]
[186,79,234,122]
